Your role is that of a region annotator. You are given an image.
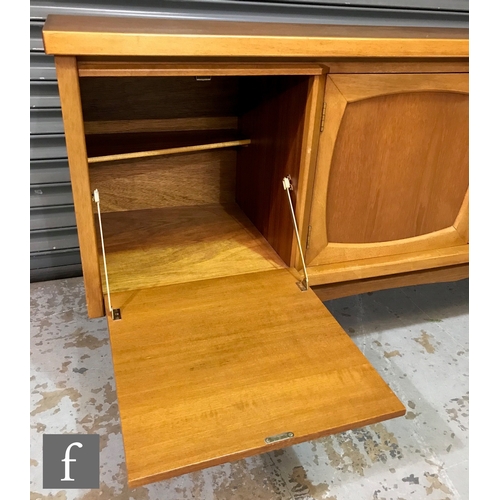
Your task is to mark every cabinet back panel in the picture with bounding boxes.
[89,150,236,212]
[84,116,238,135]
[80,76,239,122]
[326,91,469,243]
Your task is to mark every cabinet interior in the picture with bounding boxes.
[80,75,312,293]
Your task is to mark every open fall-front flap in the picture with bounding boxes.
[105,268,405,488]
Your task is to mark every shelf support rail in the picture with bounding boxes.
[93,189,121,320]
[283,176,309,291]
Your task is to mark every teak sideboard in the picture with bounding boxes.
[43,15,469,488]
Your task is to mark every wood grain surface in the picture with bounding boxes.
[236,76,310,266]
[54,56,104,318]
[78,61,327,77]
[80,76,239,122]
[98,204,285,293]
[307,245,469,287]
[330,73,469,102]
[307,73,469,268]
[89,150,237,212]
[325,58,468,74]
[88,138,250,164]
[85,130,246,160]
[84,117,238,135]
[290,74,327,271]
[324,92,468,243]
[453,188,469,243]
[308,228,467,268]
[43,15,468,58]
[108,269,405,487]
[312,263,469,301]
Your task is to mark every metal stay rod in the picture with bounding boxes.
[282,176,309,291]
[93,189,113,317]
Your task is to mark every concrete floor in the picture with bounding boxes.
[30,277,468,500]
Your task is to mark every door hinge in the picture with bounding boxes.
[306,225,312,250]
[320,102,327,133]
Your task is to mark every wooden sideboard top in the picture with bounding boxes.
[43,15,469,58]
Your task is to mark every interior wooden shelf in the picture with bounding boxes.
[86,129,250,163]
[98,203,286,293]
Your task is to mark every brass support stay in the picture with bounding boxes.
[93,189,121,320]
[282,176,309,291]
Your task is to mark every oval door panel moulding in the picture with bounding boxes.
[306,73,469,270]
[326,90,469,244]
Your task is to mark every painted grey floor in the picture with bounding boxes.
[30,277,469,500]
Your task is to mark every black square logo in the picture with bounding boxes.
[43,434,100,489]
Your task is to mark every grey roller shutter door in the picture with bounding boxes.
[30,5,81,281]
[29,0,468,282]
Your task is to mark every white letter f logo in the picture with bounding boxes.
[61,441,83,481]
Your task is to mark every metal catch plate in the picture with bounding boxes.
[265,432,294,444]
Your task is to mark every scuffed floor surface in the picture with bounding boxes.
[30,278,468,500]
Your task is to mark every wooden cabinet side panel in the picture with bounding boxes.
[236,76,311,265]
[55,56,104,318]
[291,74,326,271]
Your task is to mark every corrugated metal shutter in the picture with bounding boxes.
[29,0,468,282]
[30,10,81,282]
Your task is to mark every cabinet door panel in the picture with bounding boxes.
[107,269,404,487]
[307,73,468,268]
